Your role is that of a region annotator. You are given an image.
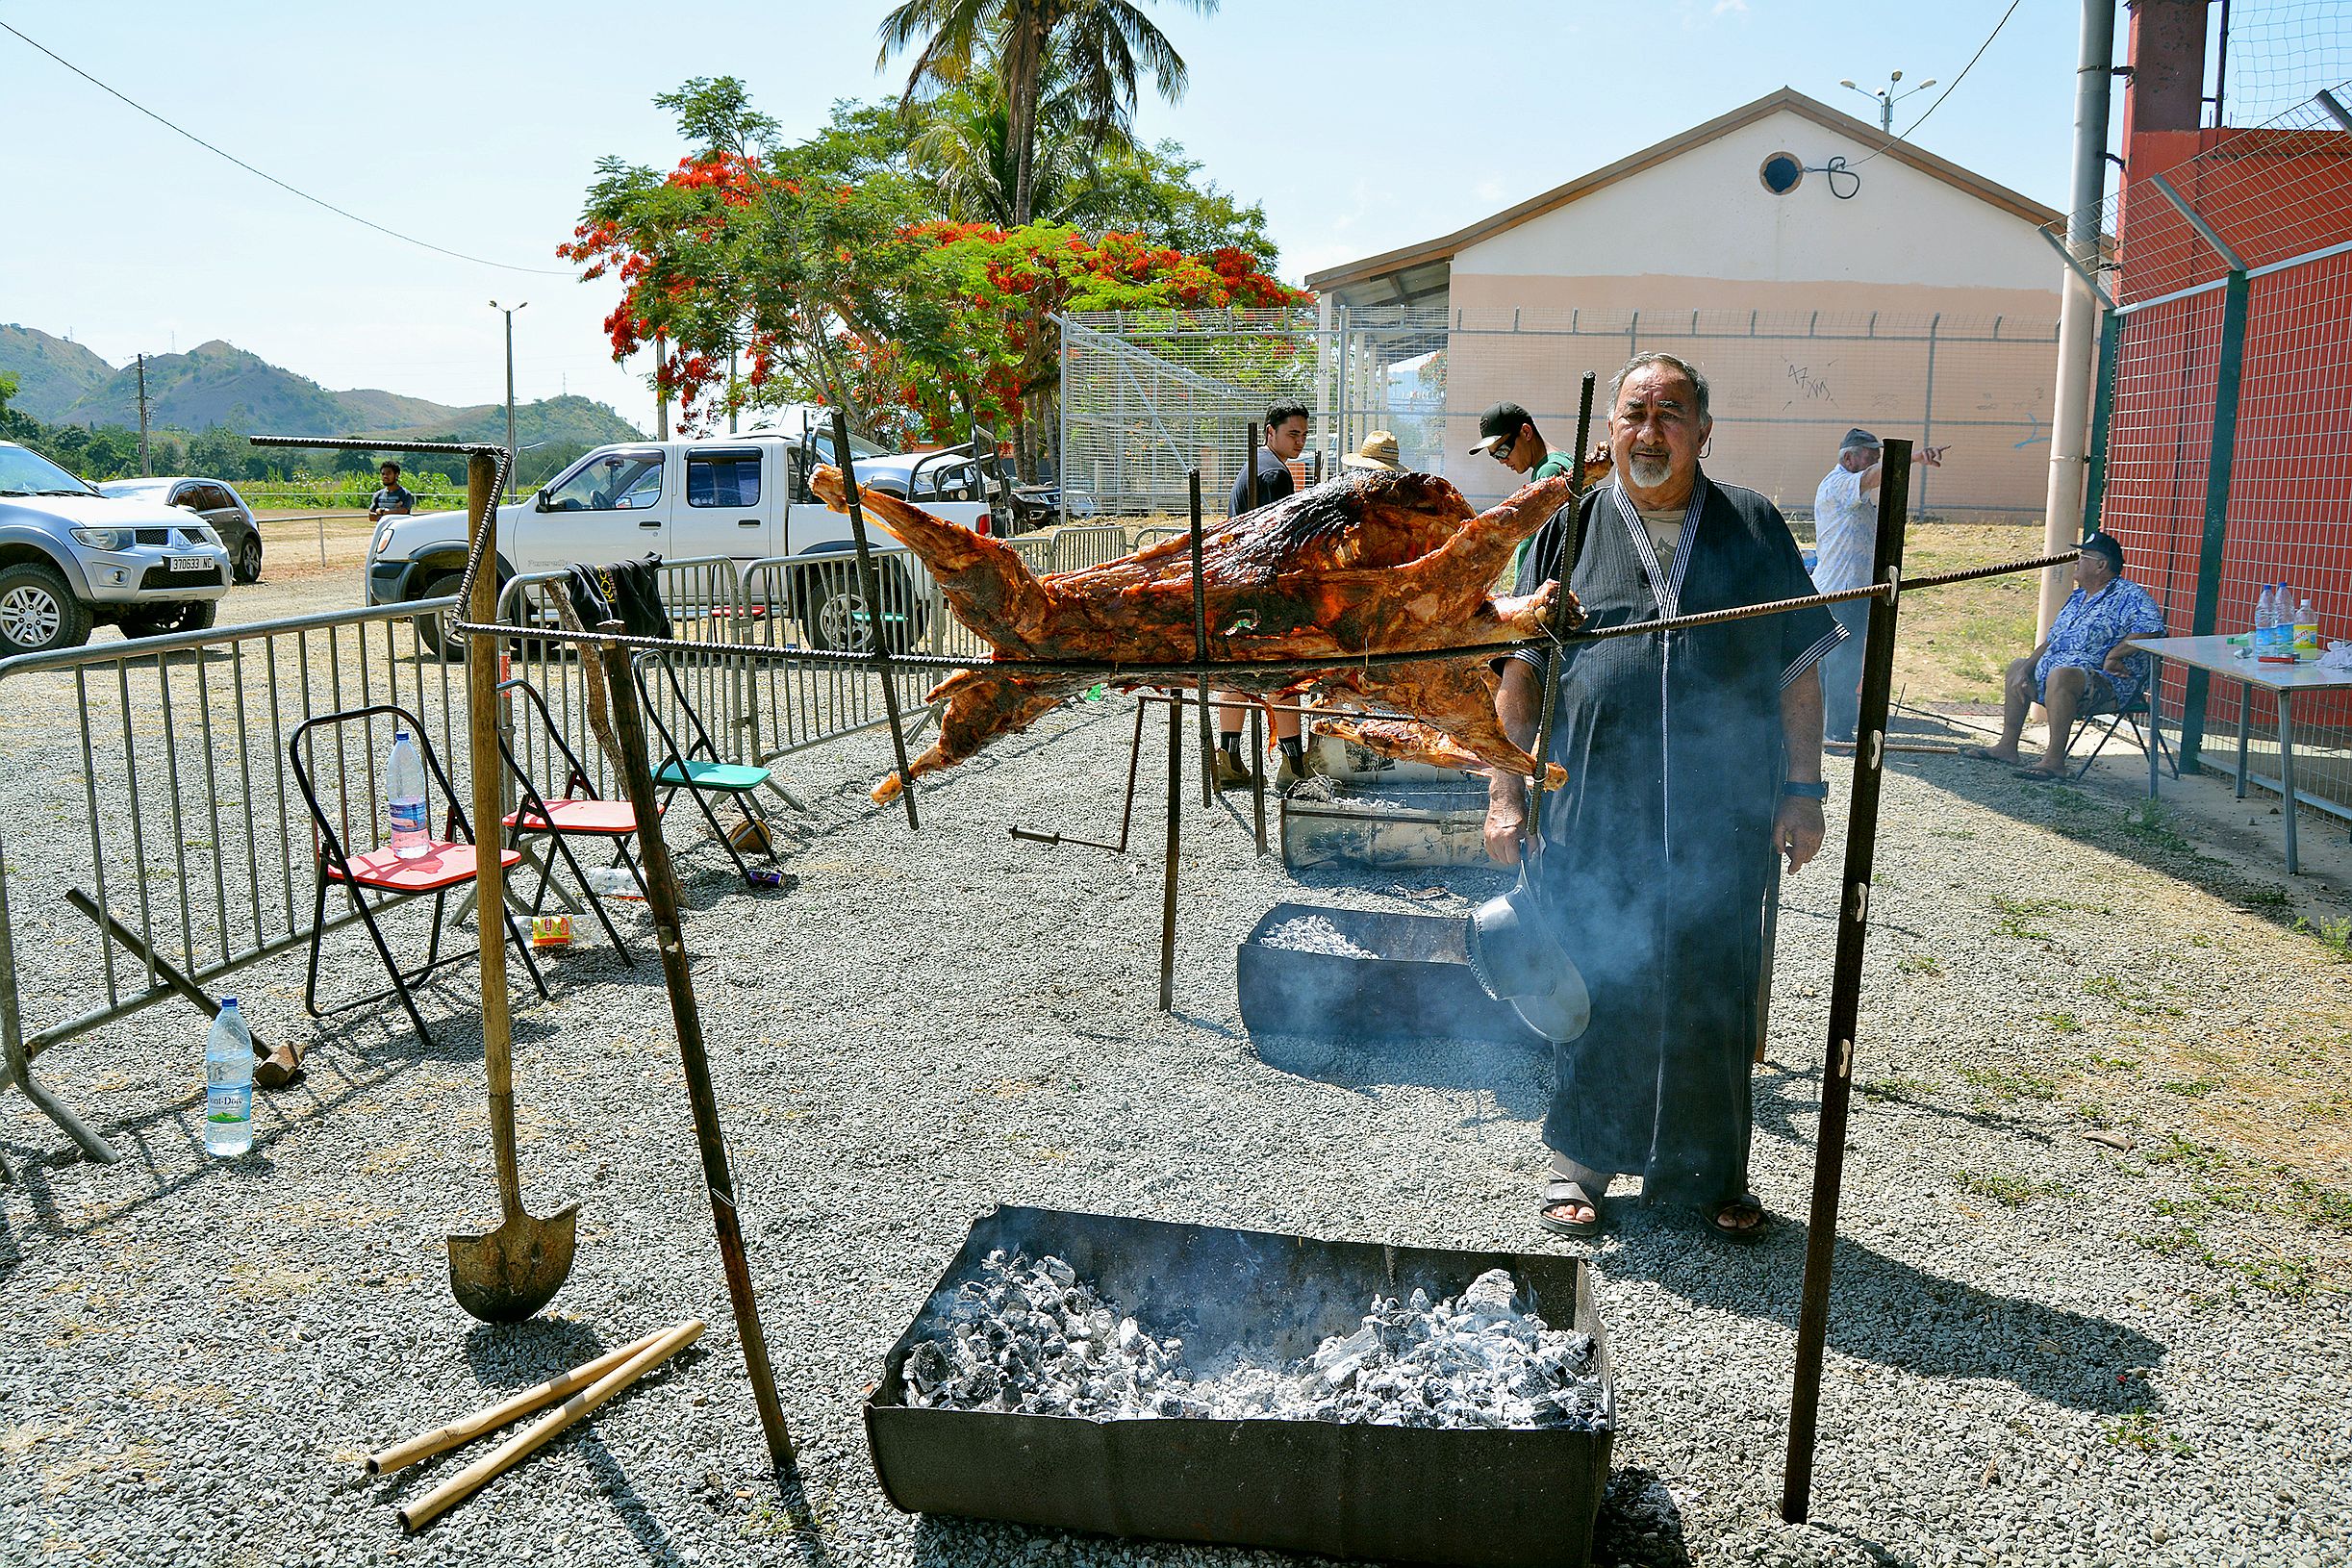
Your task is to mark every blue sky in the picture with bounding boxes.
[1,0,2111,425]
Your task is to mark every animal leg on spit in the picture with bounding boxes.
[871,670,1075,803]
[810,467,1052,656]
[1317,665,1567,790]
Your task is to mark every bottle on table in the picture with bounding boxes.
[2294,594,2318,653]
[204,999,253,1157]
[387,730,428,860]
[2254,585,2278,654]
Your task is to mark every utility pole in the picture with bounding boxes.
[489,300,526,494]
[2039,0,2119,637]
[135,353,151,476]
[654,332,670,440]
[1839,70,1936,134]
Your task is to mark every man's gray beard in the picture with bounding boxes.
[1627,454,1673,488]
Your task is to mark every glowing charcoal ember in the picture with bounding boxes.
[903,1253,1608,1431]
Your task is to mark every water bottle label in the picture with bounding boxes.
[390,799,428,834]
[207,1085,251,1125]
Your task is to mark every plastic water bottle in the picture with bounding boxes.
[2254,585,2278,653]
[387,730,428,859]
[204,999,253,1157]
[2295,594,2318,653]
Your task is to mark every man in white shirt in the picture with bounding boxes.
[1809,429,1942,742]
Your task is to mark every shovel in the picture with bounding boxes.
[446,450,576,1323]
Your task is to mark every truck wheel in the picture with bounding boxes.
[119,600,219,640]
[415,572,465,660]
[803,558,924,654]
[0,562,94,655]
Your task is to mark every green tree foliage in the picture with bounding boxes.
[562,77,1300,472]
[878,0,1218,227]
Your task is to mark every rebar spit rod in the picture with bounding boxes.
[1782,441,1913,1523]
[833,410,920,830]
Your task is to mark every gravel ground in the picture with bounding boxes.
[3,693,2349,1568]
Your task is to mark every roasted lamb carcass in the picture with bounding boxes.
[807,466,1581,802]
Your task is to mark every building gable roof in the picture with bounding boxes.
[1304,87,2062,292]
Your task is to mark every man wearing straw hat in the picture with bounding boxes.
[1341,430,1404,473]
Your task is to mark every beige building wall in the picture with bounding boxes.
[1431,108,2062,518]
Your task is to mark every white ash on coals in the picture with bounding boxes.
[900,1251,1609,1430]
[1260,916,1381,960]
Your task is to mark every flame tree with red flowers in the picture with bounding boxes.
[562,77,1303,472]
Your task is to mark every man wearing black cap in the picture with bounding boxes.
[1472,402,1591,586]
[1812,428,1942,744]
[1960,531,2164,777]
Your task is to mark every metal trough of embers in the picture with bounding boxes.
[1238,901,1545,1050]
[865,1205,1615,1567]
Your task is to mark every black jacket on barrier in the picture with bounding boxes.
[1508,473,1840,1204]
[563,555,671,641]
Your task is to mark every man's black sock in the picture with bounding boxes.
[1219,732,1243,757]
[1278,737,1305,765]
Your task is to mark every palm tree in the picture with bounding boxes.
[878,0,1217,228]
[903,59,1129,227]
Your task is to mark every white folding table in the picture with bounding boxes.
[2133,633,2352,875]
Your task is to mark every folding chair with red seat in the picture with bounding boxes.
[494,673,661,966]
[291,703,548,1050]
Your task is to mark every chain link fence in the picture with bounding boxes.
[1059,305,2060,524]
[2075,83,2352,817]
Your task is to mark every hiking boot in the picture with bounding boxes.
[1212,748,1255,790]
[1275,751,1305,793]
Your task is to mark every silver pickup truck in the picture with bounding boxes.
[366,424,999,653]
[0,441,234,656]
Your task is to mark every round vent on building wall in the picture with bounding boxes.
[1758,152,1805,195]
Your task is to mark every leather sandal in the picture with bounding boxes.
[1537,1176,1605,1238]
[1710,1192,1769,1244]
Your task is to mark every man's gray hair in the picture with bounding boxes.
[1608,352,1710,423]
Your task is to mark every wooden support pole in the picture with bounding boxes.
[600,635,795,1479]
[464,453,521,1228]
[1783,440,1911,1524]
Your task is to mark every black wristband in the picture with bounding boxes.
[1781,780,1829,799]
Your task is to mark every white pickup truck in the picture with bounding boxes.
[364,423,998,652]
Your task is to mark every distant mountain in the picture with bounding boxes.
[0,326,642,447]
[0,324,115,419]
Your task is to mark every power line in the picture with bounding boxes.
[0,19,569,277]
[1847,0,2024,166]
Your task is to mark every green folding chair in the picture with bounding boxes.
[631,650,783,888]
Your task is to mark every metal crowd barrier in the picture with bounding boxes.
[1131,525,1190,552]
[1050,523,1133,573]
[0,599,467,1161]
[1,522,1157,1163]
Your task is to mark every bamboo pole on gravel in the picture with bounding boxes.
[367,1327,669,1477]
[398,1319,703,1531]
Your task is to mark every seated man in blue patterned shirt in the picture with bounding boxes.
[1963,531,2165,778]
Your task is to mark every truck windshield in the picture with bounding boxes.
[544,450,666,511]
[811,430,887,465]
[0,445,96,498]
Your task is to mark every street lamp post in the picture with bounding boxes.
[1838,71,1936,135]
[489,299,527,493]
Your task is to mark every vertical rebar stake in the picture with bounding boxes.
[1783,440,1910,1525]
[1528,372,1597,846]
[1158,687,1181,1013]
[600,625,795,1480]
[1250,703,1268,855]
[1190,472,1215,806]
[832,409,919,829]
